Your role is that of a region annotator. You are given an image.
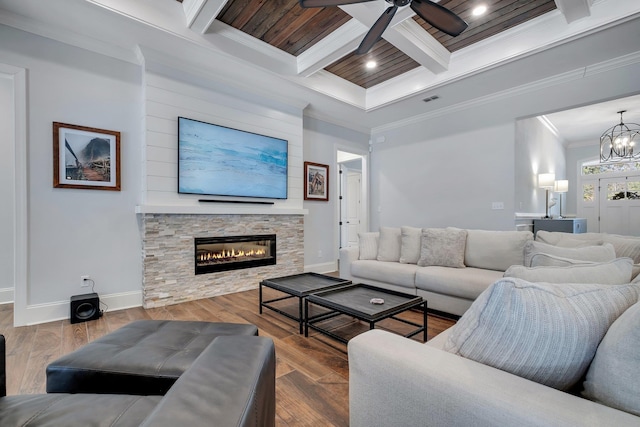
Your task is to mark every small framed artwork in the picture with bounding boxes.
[53,122,121,191]
[304,161,329,201]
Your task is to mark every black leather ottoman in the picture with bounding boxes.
[46,320,259,395]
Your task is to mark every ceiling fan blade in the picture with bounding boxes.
[299,0,376,8]
[356,6,398,55]
[410,0,468,37]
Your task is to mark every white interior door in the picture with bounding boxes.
[599,175,640,236]
[346,171,362,247]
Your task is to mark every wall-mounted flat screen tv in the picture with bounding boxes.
[178,117,288,199]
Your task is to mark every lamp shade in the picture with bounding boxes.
[554,180,569,193]
[538,173,555,189]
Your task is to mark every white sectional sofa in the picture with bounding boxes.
[348,230,640,426]
[339,227,533,316]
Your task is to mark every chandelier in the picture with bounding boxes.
[600,110,640,163]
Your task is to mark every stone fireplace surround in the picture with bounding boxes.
[140,212,304,308]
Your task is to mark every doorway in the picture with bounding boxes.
[337,150,366,249]
[598,175,640,236]
[1,63,27,326]
[577,160,640,236]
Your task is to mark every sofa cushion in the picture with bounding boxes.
[530,253,640,281]
[351,260,419,289]
[443,277,640,391]
[536,231,640,264]
[0,394,162,426]
[503,258,633,285]
[358,232,379,260]
[465,229,533,271]
[418,228,467,268]
[583,301,640,416]
[377,227,401,262]
[524,240,616,267]
[399,226,422,264]
[415,267,503,300]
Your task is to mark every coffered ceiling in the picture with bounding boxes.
[0,0,639,131]
[214,0,558,88]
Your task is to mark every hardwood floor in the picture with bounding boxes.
[0,288,455,426]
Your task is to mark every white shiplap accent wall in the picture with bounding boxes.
[143,72,304,211]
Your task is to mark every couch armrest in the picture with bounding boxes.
[339,246,359,281]
[141,336,276,427]
[349,330,638,427]
[0,335,5,397]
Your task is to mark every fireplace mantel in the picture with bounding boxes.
[135,205,308,216]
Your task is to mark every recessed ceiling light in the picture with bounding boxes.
[365,61,377,69]
[472,4,487,16]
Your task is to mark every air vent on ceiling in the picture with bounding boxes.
[423,95,440,103]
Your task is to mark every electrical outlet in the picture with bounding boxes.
[317,250,323,258]
[81,275,91,287]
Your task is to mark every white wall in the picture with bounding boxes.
[370,123,515,230]
[514,117,566,216]
[370,53,640,232]
[1,25,143,323]
[0,75,14,300]
[303,117,369,271]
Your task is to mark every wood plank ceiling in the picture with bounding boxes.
[189,0,557,88]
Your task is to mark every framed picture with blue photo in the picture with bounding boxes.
[304,161,329,201]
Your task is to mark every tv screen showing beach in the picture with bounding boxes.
[178,117,288,199]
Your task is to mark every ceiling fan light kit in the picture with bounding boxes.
[299,0,468,55]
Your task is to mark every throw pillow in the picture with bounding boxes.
[417,227,467,268]
[528,253,591,268]
[399,226,422,264]
[583,301,640,416]
[358,232,379,260]
[376,227,401,262]
[503,257,633,285]
[464,229,533,271]
[443,277,640,391]
[523,240,616,267]
[536,231,640,264]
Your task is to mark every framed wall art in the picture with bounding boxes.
[53,122,121,191]
[304,161,329,201]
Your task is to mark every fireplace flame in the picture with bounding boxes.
[198,248,266,263]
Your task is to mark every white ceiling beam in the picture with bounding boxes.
[297,19,368,77]
[384,18,450,73]
[184,0,230,33]
[554,0,593,24]
[340,2,450,73]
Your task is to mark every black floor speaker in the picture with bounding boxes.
[70,293,101,324]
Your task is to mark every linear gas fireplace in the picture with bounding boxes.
[194,234,276,275]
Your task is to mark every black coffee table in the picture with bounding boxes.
[259,272,351,333]
[305,283,427,344]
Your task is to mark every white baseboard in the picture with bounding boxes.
[0,287,14,304]
[304,261,338,274]
[20,291,143,326]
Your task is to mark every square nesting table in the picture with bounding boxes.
[305,283,427,344]
[259,272,351,333]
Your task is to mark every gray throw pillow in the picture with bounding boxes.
[358,232,379,260]
[399,226,422,264]
[583,301,640,416]
[524,240,616,267]
[503,258,633,285]
[443,277,640,391]
[417,227,467,268]
[377,227,401,262]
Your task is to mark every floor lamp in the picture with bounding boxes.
[538,173,555,219]
[554,180,569,218]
